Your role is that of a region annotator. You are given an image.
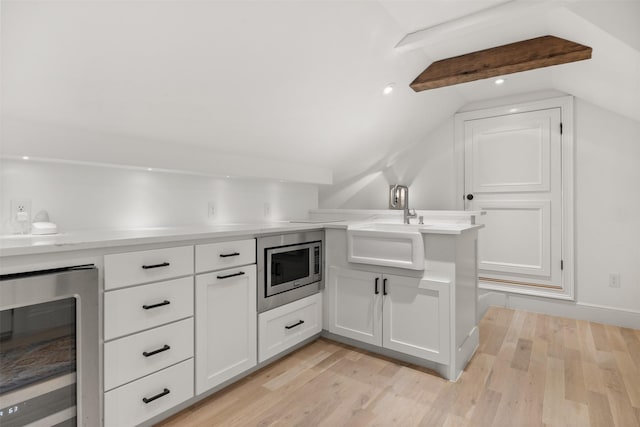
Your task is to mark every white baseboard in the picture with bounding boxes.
[479,290,640,329]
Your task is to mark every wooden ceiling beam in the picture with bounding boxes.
[410,35,592,92]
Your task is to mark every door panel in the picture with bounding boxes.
[195,266,257,394]
[477,200,551,277]
[469,113,551,193]
[328,267,381,346]
[382,275,449,363]
[464,108,562,289]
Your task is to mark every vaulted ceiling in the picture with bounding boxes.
[1,1,638,184]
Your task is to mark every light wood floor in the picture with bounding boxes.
[158,307,640,426]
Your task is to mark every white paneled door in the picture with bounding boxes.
[462,107,564,292]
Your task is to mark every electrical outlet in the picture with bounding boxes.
[10,199,32,222]
[208,202,216,218]
[609,273,621,288]
[264,203,271,218]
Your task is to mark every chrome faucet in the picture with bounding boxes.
[404,207,417,224]
[389,184,417,224]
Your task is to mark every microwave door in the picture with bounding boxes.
[267,247,311,296]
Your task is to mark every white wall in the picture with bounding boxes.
[319,117,456,210]
[0,159,318,233]
[573,100,640,312]
[320,97,640,323]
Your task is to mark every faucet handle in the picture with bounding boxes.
[418,215,424,225]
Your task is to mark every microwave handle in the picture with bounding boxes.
[273,262,281,277]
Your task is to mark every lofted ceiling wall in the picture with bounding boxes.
[1,0,638,184]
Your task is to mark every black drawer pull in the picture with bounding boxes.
[142,388,170,404]
[142,262,170,270]
[285,320,305,330]
[143,344,171,357]
[383,278,388,296]
[142,300,170,310]
[217,271,245,280]
[219,252,240,258]
[374,277,379,295]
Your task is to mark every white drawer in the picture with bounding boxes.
[104,277,193,340]
[105,246,193,290]
[258,293,322,363]
[104,358,194,427]
[195,239,255,273]
[104,318,194,391]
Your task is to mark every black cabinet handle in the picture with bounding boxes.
[142,388,170,404]
[142,262,170,270]
[142,345,171,357]
[217,271,245,280]
[374,277,379,295]
[285,320,305,330]
[219,252,240,258]
[383,278,388,296]
[142,300,170,310]
[466,194,474,201]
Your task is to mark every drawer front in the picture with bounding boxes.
[104,358,194,427]
[258,293,322,363]
[195,239,256,273]
[104,318,194,391]
[104,277,193,340]
[105,246,193,290]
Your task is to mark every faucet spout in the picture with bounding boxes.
[404,207,417,224]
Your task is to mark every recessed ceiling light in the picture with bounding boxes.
[509,108,519,113]
[147,168,153,171]
[21,156,30,160]
[225,175,231,178]
[494,78,505,85]
[383,84,395,95]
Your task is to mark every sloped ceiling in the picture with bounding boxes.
[1,0,638,184]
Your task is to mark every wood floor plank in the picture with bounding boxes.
[511,338,533,371]
[604,324,628,352]
[612,350,640,408]
[587,391,616,427]
[465,388,502,426]
[450,352,494,417]
[590,322,611,352]
[564,348,587,403]
[158,310,640,427]
[620,328,640,370]
[542,357,565,425]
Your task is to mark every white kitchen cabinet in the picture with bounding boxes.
[329,266,449,363]
[382,276,450,363]
[325,227,480,381]
[328,267,381,346]
[195,265,257,394]
[258,293,322,363]
[103,246,195,426]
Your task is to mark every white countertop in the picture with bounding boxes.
[0,219,481,258]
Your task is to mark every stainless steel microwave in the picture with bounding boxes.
[257,231,323,313]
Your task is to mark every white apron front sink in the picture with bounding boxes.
[346,223,425,270]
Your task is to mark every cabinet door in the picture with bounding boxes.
[382,275,450,364]
[328,266,382,346]
[195,265,257,394]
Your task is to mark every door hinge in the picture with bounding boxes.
[560,122,563,134]
[561,260,564,270]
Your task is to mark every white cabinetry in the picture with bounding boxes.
[195,239,257,395]
[328,267,449,363]
[325,227,479,381]
[103,246,195,427]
